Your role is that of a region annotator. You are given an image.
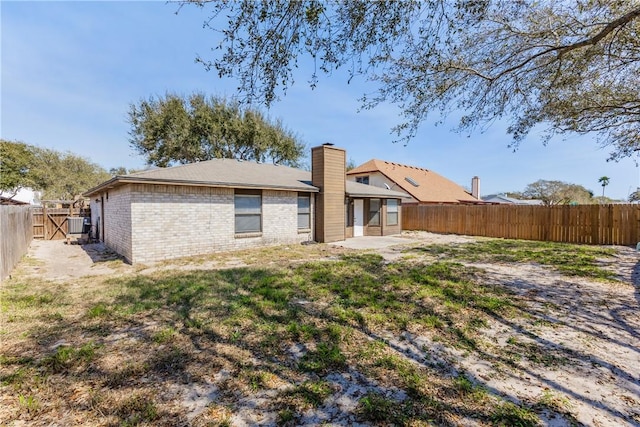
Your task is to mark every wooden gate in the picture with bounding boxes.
[32,206,90,240]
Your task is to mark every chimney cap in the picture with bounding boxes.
[322,142,335,146]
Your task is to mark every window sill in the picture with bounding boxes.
[298,228,312,234]
[235,232,263,239]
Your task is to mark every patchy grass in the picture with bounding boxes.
[409,239,618,280]
[2,238,619,425]
[502,337,568,368]
[490,401,539,426]
[357,392,405,424]
[280,380,334,409]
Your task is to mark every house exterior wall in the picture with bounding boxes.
[347,172,418,203]
[382,199,402,236]
[345,199,354,238]
[94,186,133,262]
[347,197,402,237]
[123,184,313,263]
[347,171,390,188]
[363,198,381,236]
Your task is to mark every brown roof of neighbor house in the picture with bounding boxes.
[0,196,29,205]
[84,158,408,199]
[347,159,479,203]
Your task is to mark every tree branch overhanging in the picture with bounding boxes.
[183,0,640,160]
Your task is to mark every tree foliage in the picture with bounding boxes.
[0,140,110,200]
[32,148,112,200]
[629,189,640,202]
[522,179,594,205]
[185,0,640,160]
[128,93,305,167]
[0,140,35,196]
[109,166,143,176]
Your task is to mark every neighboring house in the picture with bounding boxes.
[0,196,29,205]
[482,194,544,205]
[346,159,482,204]
[0,188,41,205]
[84,144,407,264]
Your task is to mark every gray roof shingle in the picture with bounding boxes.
[84,158,408,199]
[126,159,316,191]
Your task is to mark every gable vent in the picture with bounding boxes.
[405,176,420,187]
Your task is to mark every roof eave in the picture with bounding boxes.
[347,192,409,199]
[83,176,120,197]
[346,168,378,175]
[83,176,319,197]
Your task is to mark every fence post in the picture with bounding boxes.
[43,204,48,240]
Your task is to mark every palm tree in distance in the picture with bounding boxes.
[598,176,610,198]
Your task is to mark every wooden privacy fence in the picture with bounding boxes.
[1,205,34,281]
[402,204,640,246]
[32,207,90,240]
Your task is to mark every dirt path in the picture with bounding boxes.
[453,260,639,426]
[19,240,129,281]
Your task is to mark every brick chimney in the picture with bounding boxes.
[471,176,481,199]
[311,144,346,243]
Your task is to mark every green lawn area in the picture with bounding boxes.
[0,239,621,426]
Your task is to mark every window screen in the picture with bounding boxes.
[298,194,311,229]
[235,193,261,233]
[387,199,398,225]
[369,198,380,226]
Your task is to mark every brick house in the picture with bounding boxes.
[84,145,406,263]
[347,159,483,204]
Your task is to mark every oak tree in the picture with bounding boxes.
[30,147,111,200]
[128,93,305,167]
[184,0,640,160]
[0,140,111,200]
[522,179,594,205]
[0,140,35,198]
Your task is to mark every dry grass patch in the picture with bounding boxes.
[2,238,632,426]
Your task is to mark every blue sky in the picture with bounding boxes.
[2,1,639,200]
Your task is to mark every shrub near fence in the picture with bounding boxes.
[0,205,34,281]
[402,204,640,246]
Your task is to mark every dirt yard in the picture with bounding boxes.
[1,233,639,426]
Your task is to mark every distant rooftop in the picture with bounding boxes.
[347,159,479,203]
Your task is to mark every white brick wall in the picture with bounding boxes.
[115,184,315,263]
[98,186,133,262]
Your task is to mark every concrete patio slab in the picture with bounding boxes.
[327,235,420,250]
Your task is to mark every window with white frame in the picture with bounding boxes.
[235,192,262,233]
[356,176,369,185]
[387,199,398,225]
[298,194,311,229]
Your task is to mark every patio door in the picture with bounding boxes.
[354,199,364,236]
